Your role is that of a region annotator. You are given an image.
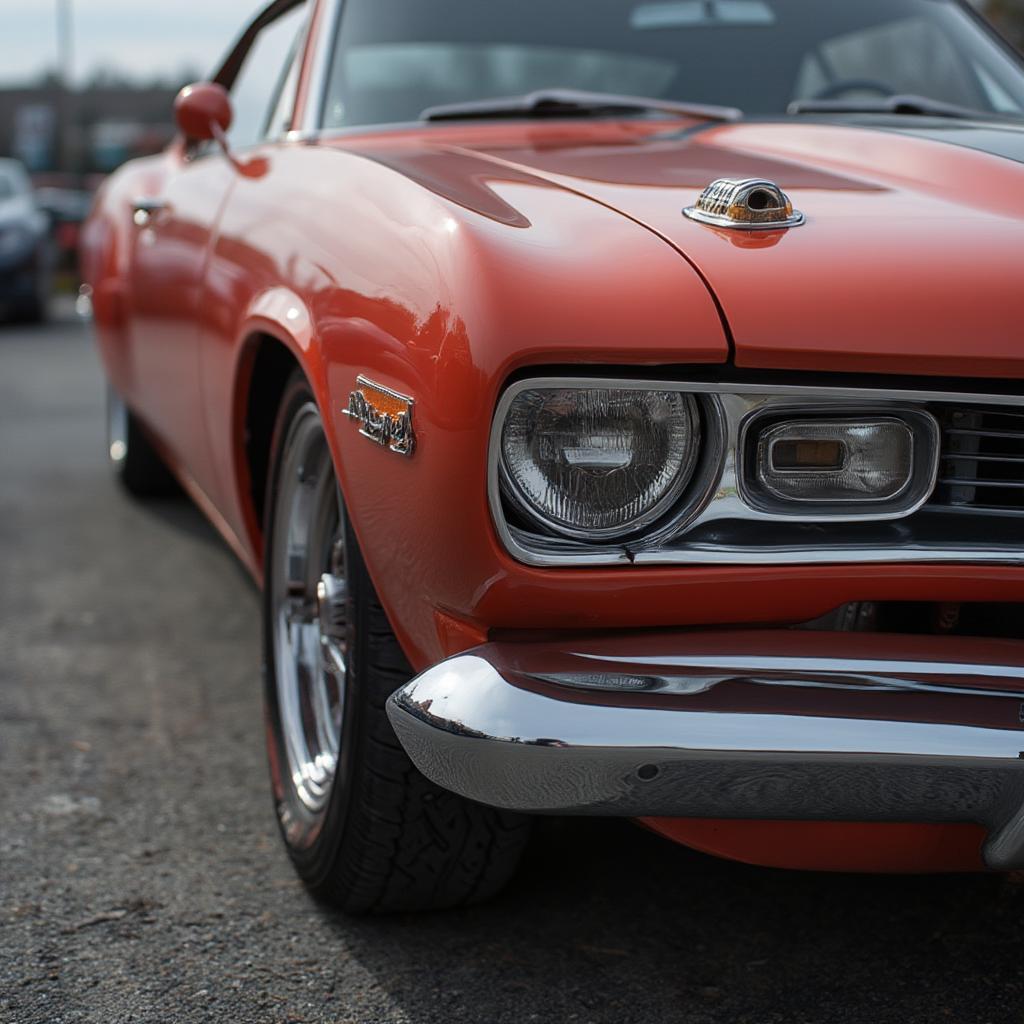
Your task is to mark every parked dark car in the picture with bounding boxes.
[35,187,95,275]
[0,160,54,321]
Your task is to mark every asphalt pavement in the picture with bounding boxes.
[2,306,1024,1024]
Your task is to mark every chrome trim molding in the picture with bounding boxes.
[386,632,1024,870]
[487,377,1024,567]
[628,543,1024,566]
[297,0,341,135]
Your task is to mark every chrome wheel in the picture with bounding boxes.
[107,388,128,467]
[105,384,176,496]
[270,402,348,820]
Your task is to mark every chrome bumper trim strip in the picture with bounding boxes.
[386,632,1024,869]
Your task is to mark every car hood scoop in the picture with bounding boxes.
[445,119,1024,379]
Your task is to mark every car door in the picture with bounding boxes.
[124,0,311,501]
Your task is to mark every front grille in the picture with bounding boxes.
[932,405,1024,513]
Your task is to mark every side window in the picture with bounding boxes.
[265,29,307,138]
[226,3,309,150]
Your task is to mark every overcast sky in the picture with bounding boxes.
[0,0,264,86]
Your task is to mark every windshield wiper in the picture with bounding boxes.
[788,93,1019,121]
[421,88,742,124]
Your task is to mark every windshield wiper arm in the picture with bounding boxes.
[422,88,742,124]
[788,93,1018,121]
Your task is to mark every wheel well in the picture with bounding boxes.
[243,335,299,537]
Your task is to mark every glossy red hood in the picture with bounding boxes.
[337,119,1024,379]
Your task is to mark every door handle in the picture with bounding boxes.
[132,197,169,227]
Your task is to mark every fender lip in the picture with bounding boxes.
[385,630,1024,870]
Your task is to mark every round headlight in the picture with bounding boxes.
[500,387,701,540]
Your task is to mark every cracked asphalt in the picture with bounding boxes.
[3,306,1024,1024]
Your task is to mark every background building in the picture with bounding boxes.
[0,76,179,184]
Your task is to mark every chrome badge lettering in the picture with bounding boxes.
[344,375,415,456]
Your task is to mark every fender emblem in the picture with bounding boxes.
[344,375,415,456]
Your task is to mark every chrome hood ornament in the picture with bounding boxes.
[684,178,804,230]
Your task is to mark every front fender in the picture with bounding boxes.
[310,149,730,669]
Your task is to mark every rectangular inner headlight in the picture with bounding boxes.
[743,413,939,516]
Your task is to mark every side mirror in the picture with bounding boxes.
[174,82,232,142]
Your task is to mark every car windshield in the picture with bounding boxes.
[322,0,1024,128]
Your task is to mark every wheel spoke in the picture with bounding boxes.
[271,405,349,815]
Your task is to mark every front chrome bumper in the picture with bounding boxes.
[386,631,1024,870]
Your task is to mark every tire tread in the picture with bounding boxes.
[313,564,530,913]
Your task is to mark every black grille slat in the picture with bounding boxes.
[945,427,1024,443]
[939,477,1024,489]
[947,407,1024,425]
[930,404,1024,513]
[944,452,1024,464]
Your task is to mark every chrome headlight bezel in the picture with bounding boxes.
[736,405,941,519]
[495,382,714,543]
[485,377,998,569]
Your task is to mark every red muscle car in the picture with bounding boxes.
[82,0,1024,912]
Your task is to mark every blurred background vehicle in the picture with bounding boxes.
[34,185,94,272]
[0,157,53,321]
[0,0,261,309]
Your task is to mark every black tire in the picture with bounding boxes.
[15,294,48,323]
[263,372,530,913]
[18,275,50,323]
[6,290,48,324]
[16,245,53,322]
[106,385,178,497]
